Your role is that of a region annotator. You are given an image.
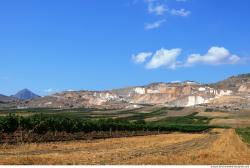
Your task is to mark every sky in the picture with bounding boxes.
[0,0,250,96]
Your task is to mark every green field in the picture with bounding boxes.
[0,107,181,120]
[236,127,250,144]
[0,106,219,136]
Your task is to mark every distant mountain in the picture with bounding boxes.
[0,94,16,104]
[13,89,40,100]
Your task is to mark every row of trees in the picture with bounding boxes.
[0,114,213,135]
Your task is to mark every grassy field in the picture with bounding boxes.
[0,108,102,119]
[0,106,191,121]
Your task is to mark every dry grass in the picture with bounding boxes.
[0,133,205,165]
[210,118,250,128]
[0,129,250,165]
[196,112,233,118]
[124,129,250,165]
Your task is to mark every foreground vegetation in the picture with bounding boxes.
[0,112,216,135]
[156,112,212,125]
[236,127,250,144]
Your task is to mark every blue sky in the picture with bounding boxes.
[0,0,250,96]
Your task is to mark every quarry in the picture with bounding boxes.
[22,81,238,109]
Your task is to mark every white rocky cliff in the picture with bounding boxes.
[25,82,234,108]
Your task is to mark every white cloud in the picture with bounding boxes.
[132,46,244,70]
[131,0,192,29]
[228,55,241,64]
[66,89,75,92]
[44,88,54,93]
[170,8,191,17]
[146,48,182,69]
[132,52,152,63]
[148,3,167,15]
[186,47,241,66]
[145,19,166,30]
[171,80,181,83]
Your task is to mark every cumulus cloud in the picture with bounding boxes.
[170,8,191,17]
[228,55,241,64]
[186,47,241,66]
[146,48,182,69]
[132,52,153,63]
[145,19,166,30]
[132,46,244,70]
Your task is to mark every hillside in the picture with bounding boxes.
[24,74,247,109]
[213,73,250,92]
[6,73,246,109]
[0,94,14,103]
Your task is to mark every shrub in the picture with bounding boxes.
[205,108,214,112]
[20,117,33,130]
[34,121,49,134]
[2,114,19,133]
[0,118,4,132]
[61,118,79,133]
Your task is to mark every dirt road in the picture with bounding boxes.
[0,129,249,165]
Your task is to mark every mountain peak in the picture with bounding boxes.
[13,89,40,100]
[20,88,31,92]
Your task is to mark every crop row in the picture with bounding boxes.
[0,113,215,134]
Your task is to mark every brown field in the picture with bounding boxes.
[0,128,250,165]
[199,108,250,128]
[196,112,233,118]
[210,118,250,128]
